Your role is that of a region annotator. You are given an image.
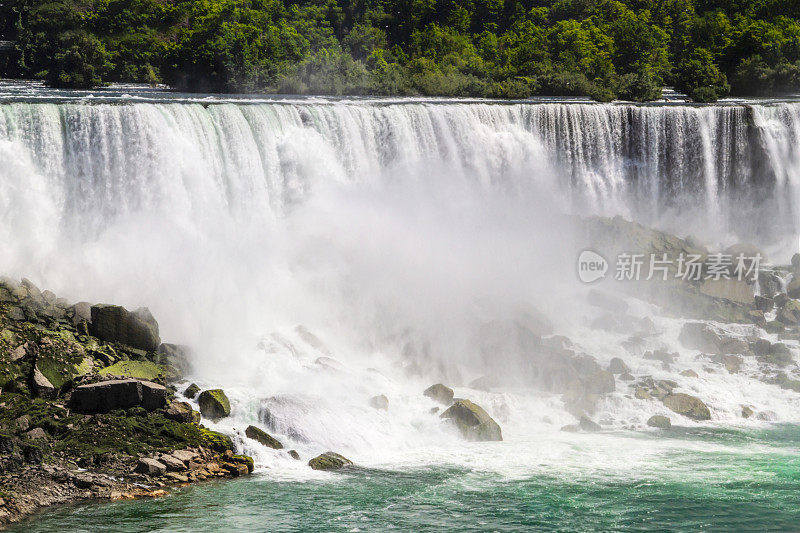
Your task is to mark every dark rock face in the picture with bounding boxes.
[69,379,166,413]
[308,451,353,470]
[423,384,454,405]
[245,425,283,449]
[183,383,200,399]
[89,304,161,351]
[198,389,231,420]
[440,399,502,441]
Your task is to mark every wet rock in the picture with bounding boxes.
[89,304,161,351]
[608,357,630,375]
[156,343,192,375]
[634,387,652,400]
[583,370,615,394]
[679,322,749,354]
[644,350,677,365]
[198,389,231,420]
[245,425,283,449]
[288,450,300,460]
[699,278,754,305]
[423,384,454,405]
[440,399,502,441]
[662,393,711,420]
[619,372,635,381]
[754,295,773,312]
[368,394,389,410]
[308,451,353,471]
[680,369,699,378]
[647,415,671,429]
[183,383,200,399]
[741,406,754,419]
[578,415,601,432]
[135,457,167,476]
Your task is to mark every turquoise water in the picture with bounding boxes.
[13,426,800,532]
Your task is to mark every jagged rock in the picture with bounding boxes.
[754,295,773,312]
[70,379,143,413]
[135,457,167,476]
[198,389,231,420]
[423,384,454,405]
[608,357,630,374]
[159,454,186,472]
[245,425,283,449]
[663,393,711,420]
[308,452,353,471]
[31,365,56,399]
[164,400,195,423]
[184,383,200,399]
[647,415,671,429]
[368,394,389,410]
[89,304,161,351]
[440,399,502,441]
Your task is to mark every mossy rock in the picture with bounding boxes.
[198,389,231,420]
[308,451,353,471]
[200,428,234,452]
[231,454,254,473]
[245,425,283,449]
[662,393,711,421]
[440,399,502,441]
[34,335,94,391]
[98,360,176,381]
[184,383,200,399]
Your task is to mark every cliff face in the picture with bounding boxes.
[0,277,251,527]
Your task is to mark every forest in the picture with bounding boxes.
[1,0,800,101]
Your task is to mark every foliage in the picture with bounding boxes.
[2,0,800,100]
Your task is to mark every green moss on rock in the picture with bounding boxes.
[198,389,231,420]
[200,428,234,452]
[308,451,353,470]
[98,360,175,381]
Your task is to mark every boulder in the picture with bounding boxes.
[423,384,454,405]
[662,393,711,421]
[634,387,652,400]
[89,304,160,351]
[647,415,671,429]
[140,381,167,410]
[26,427,46,439]
[679,322,748,354]
[31,365,56,399]
[308,451,353,471]
[135,457,167,476]
[578,416,601,432]
[440,399,502,441]
[777,299,800,325]
[368,394,389,410]
[164,401,195,423]
[171,449,199,464]
[68,302,92,327]
[741,406,754,419]
[245,425,283,449]
[198,389,231,420]
[288,450,300,460]
[680,369,699,378]
[607,357,630,375]
[69,379,143,413]
[159,454,186,472]
[184,383,200,399]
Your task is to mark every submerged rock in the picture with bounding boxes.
[89,304,161,351]
[368,394,389,410]
[184,383,200,399]
[662,393,711,421]
[198,389,231,420]
[308,451,353,471]
[440,399,502,441]
[647,415,671,429]
[423,383,454,405]
[245,425,283,449]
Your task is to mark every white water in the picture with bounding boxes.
[2,98,800,476]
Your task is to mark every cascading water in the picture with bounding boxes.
[3,91,800,478]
